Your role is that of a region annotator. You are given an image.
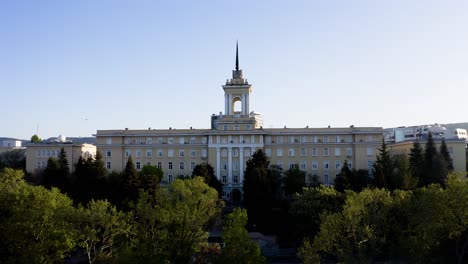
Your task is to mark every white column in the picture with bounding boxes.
[241,94,246,115]
[239,147,244,184]
[225,94,228,115]
[246,94,249,113]
[228,147,233,183]
[216,148,221,180]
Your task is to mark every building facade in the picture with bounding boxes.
[96,47,384,200]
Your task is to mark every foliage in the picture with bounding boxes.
[30,134,41,142]
[192,163,223,197]
[139,164,163,197]
[122,155,141,206]
[334,161,351,192]
[42,157,69,192]
[440,138,454,172]
[217,208,265,264]
[0,148,26,170]
[75,199,133,264]
[372,140,393,189]
[283,164,306,196]
[0,168,77,263]
[409,140,424,186]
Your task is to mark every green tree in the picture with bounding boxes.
[283,164,306,196]
[58,147,70,177]
[140,164,163,197]
[390,154,409,190]
[440,138,454,172]
[122,155,141,205]
[192,163,223,197]
[372,140,394,189]
[217,208,265,264]
[334,161,352,192]
[42,157,65,190]
[409,141,424,187]
[243,149,275,230]
[0,168,77,263]
[30,134,41,142]
[0,149,26,170]
[75,199,133,264]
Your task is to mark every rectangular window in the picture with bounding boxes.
[168,174,173,183]
[300,161,306,170]
[222,176,227,183]
[246,124,251,130]
[289,163,295,170]
[233,149,239,157]
[223,125,228,131]
[289,136,295,143]
[367,135,373,142]
[335,147,341,156]
[233,162,238,171]
[37,150,41,157]
[276,136,283,144]
[179,137,185,144]
[366,147,374,156]
[346,136,353,143]
[190,150,196,157]
[368,161,373,173]
[233,175,239,183]
[323,161,329,170]
[125,149,130,157]
[146,149,152,157]
[323,136,329,143]
[223,162,227,171]
[311,148,317,156]
[323,148,329,156]
[179,162,184,170]
[168,137,174,144]
[106,150,111,157]
[335,160,342,170]
[288,148,295,157]
[265,148,271,157]
[157,150,163,157]
[324,173,329,185]
[146,138,152,144]
[106,162,111,170]
[136,162,141,170]
[335,136,341,143]
[47,150,50,157]
[201,149,207,158]
[346,147,352,157]
[313,136,319,143]
[221,149,228,157]
[179,150,185,157]
[312,161,318,170]
[157,138,163,144]
[106,138,112,144]
[300,148,306,156]
[190,137,196,144]
[244,148,251,157]
[277,148,283,157]
[36,161,41,168]
[168,149,174,157]
[168,162,173,170]
[234,125,239,131]
[300,136,307,143]
[191,162,195,170]
[157,162,162,169]
[136,150,141,158]
[202,137,207,144]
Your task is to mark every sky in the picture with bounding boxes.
[1,0,467,140]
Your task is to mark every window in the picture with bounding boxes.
[312,161,318,170]
[300,148,306,156]
[223,125,228,131]
[335,136,341,143]
[323,148,329,156]
[335,160,342,170]
[234,125,239,131]
[300,161,306,170]
[277,136,283,143]
[106,150,111,157]
[136,150,141,158]
[168,137,174,144]
[47,150,50,157]
[202,137,207,144]
[277,148,283,157]
[136,162,141,170]
[233,148,239,157]
[190,137,196,144]
[36,161,41,168]
[157,149,163,157]
[313,136,319,143]
[201,149,207,157]
[190,150,196,157]
[168,149,174,157]
[42,150,46,157]
[323,136,329,143]
[301,136,307,143]
[190,162,195,170]
[335,147,341,156]
[244,148,251,157]
[288,148,295,157]
[346,136,353,143]
[221,149,228,157]
[168,162,173,170]
[367,135,373,142]
[179,137,185,144]
[233,162,238,171]
[323,161,329,170]
[348,161,353,169]
[368,161,373,173]
[157,162,162,169]
[168,174,173,183]
[311,148,317,156]
[37,150,41,157]
[265,148,271,157]
[146,149,152,157]
[223,162,227,171]
[106,162,111,170]
[289,136,295,143]
[246,124,251,130]
[106,138,112,144]
[222,176,227,183]
[366,147,374,156]
[289,163,295,169]
[125,149,130,157]
[179,162,184,170]
[146,138,152,144]
[233,175,239,183]
[243,136,250,143]
[324,173,330,185]
[179,150,185,157]
[157,138,163,144]
[346,147,352,157]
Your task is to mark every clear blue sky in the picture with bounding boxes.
[1,0,467,140]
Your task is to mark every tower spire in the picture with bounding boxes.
[235,41,239,71]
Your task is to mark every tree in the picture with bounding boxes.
[122,155,141,206]
[30,134,41,142]
[334,161,352,192]
[243,149,275,230]
[283,164,306,196]
[75,199,133,264]
[217,208,265,264]
[390,154,409,190]
[0,169,77,263]
[0,148,26,170]
[440,138,454,172]
[409,141,424,187]
[192,163,223,197]
[58,147,70,177]
[423,132,448,185]
[139,164,163,197]
[372,140,394,189]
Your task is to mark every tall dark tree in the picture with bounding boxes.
[140,164,163,197]
[41,158,65,191]
[191,163,223,197]
[284,164,306,196]
[424,132,448,186]
[58,148,70,177]
[372,140,393,189]
[334,161,352,192]
[243,149,275,230]
[409,141,424,187]
[122,155,141,205]
[439,138,454,172]
[0,149,26,170]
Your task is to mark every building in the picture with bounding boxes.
[385,124,468,143]
[96,46,384,201]
[0,138,25,154]
[25,139,96,173]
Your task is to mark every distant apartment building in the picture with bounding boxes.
[96,47,384,201]
[25,137,96,173]
[0,139,24,154]
[385,124,468,143]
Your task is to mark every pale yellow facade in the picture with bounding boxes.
[389,140,466,173]
[96,49,385,198]
[25,143,96,173]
